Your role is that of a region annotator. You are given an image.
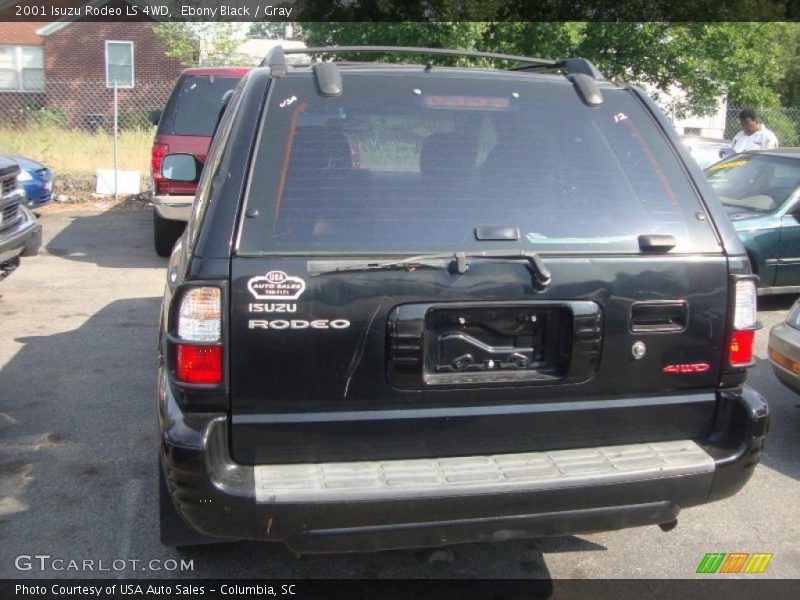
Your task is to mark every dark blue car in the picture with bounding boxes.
[1,154,54,208]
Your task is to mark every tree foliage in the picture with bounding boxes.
[154,23,245,67]
[301,21,795,116]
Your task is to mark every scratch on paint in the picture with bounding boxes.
[267,517,273,535]
[343,305,382,398]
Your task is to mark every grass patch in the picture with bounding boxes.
[0,126,154,197]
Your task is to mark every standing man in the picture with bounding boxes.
[732,108,779,152]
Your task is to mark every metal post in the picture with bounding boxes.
[113,81,118,201]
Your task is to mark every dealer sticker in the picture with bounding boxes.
[247,271,306,300]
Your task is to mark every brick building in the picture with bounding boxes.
[0,0,183,128]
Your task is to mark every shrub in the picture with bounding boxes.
[29,107,68,129]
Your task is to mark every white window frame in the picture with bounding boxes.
[0,44,45,93]
[105,40,134,89]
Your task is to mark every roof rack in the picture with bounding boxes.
[260,45,559,71]
[260,46,605,105]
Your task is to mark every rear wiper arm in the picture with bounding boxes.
[381,250,551,289]
[310,250,552,290]
[447,250,552,289]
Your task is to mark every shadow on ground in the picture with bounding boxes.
[44,204,169,269]
[0,297,606,584]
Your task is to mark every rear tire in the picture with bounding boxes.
[159,460,217,548]
[153,210,185,257]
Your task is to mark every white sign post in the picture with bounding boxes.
[113,81,118,201]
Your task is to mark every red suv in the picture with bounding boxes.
[150,67,250,256]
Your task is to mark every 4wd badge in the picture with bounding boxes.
[247,271,306,300]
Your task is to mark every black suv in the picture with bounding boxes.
[156,47,769,552]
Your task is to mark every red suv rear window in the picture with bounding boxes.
[171,76,241,136]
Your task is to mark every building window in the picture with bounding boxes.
[0,45,44,92]
[105,41,134,88]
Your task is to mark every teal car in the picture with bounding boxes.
[706,149,800,294]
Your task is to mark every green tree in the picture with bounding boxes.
[302,22,491,65]
[577,23,785,117]
[301,21,790,117]
[154,23,245,67]
[777,23,800,106]
[249,22,303,40]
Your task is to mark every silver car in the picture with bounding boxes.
[768,299,800,393]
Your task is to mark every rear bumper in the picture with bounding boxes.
[158,371,768,553]
[151,194,193,221]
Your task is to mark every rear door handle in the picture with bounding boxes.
[630,301,687,333]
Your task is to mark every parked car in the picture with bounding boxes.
[155,46,768,552]
[0,156,42,280]
[149,67,251,256]
[705,149,800,294]
[682,136,732,169]
[5,154,54,208]
[768,299,800,393]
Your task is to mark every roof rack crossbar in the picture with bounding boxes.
[280,46,558,68]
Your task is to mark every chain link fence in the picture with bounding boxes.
[0,79,174,130]
[0,79,174,199]
[725,105,800,146]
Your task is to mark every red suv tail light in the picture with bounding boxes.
[151,143,169,194]
[174,287,222,385]
[728,278,758,367]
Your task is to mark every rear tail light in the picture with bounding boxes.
[175,287,222,384]
[728,278,758,367]
[729,329,755,365]
[178,287,221,341]
[151,143,169,194]
[176,345,222,384]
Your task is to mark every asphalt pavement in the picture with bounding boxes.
[0,206,798,580]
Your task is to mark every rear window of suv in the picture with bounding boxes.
[170,76,241,136]
[237,72,719,255]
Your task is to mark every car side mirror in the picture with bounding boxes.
[161,153,202,183]
[149,109,162,126]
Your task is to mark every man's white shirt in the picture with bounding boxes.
[732,127,779,152]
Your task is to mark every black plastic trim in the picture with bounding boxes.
[159,382,767,552]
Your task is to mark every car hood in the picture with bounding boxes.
[0,154,20,177]
[5,154,47,172]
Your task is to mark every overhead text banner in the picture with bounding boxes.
[1,0,800,22]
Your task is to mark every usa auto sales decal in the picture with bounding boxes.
[247,270,306,300]
[246,271,350,331]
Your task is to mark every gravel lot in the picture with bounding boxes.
[0,207,798,580]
